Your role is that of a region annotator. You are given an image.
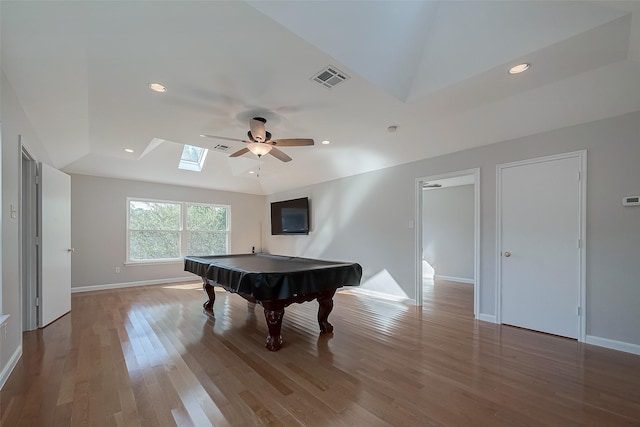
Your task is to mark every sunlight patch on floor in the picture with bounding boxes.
[162,282,202,290]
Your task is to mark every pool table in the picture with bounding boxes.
[184,253,362,351]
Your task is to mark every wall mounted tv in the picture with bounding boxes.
[271,197,310,235]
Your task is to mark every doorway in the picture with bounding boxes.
[415,168,480,317]
[20,148,72,330]
[497,151,586,340]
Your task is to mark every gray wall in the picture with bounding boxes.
[264,111,640,347]
[71,174,265,288]
[422,185,474,281]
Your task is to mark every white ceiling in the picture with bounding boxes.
[2,1,639,195]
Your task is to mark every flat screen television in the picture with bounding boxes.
[271,197,309,235]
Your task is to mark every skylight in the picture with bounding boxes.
[178,145,208,172]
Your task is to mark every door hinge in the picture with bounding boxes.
[577,239,581,248]
[35,236,40,246]
[35,174,40,185]
[35,297,40,307]
[577,306,581,316]
[578,171,581,181]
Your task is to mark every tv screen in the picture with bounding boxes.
[271,197,309,235]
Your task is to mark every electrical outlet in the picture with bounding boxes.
[115,267,121,273]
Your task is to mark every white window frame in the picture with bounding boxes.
[178,145,208,172]
[126,197,230,264]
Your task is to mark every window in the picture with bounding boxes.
[127,198,229,263]
[178,145,208,171]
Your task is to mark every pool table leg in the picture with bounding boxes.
[201,277,215,312]
[317,288,336,333]
[262,303,284,351]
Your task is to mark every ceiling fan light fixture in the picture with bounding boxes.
[247,142,272,157]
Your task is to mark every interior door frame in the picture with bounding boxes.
[496,150,587,341]
[20,141,40,330]
[414,168,480,317]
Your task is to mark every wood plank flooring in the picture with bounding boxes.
[1,279,639,426]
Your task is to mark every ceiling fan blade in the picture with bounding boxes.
[229,147,250,158]
[200,134,251,144]
[268,147,292,162]
[271,138,314,146]
[250,117,267,142]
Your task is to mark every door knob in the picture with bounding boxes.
[68,248,75,252]
[504,251,511,257]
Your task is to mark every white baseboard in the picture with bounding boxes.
[71,276,198,293]
[586,335,640,355]
[477,313,497,323]
[340,287,414,304]
[0,345,22,390]
[434,275,474,284]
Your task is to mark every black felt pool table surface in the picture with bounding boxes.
[184,253,362,300]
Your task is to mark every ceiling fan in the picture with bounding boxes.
[200,117,314,162]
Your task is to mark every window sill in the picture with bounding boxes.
[0,314,9,327]
[124,260,183,267]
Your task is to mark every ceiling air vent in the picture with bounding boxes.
[212,144,231,152]
[311,66,349,89]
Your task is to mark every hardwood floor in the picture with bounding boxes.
[1,279,639,426]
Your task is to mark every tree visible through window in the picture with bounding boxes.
[187,204,228,255]
[127,199,229,262]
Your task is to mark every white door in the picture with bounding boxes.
[39,163,72,327]
[499,153,583,339]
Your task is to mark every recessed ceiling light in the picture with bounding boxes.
[124,148,134,153]
[387,125,398,133]
[148,83,167,92]
[508,63,530,75]
[249,171,255,174]
[321,140,331,145]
